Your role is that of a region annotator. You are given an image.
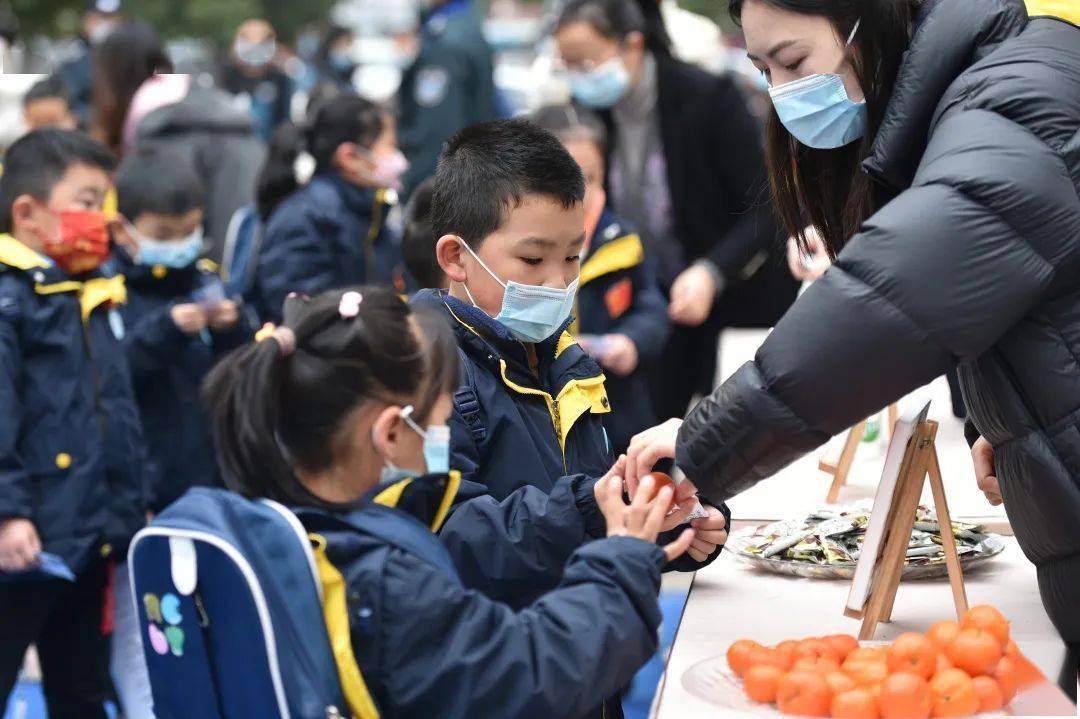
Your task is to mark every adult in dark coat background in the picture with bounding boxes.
[624,0,1080,696]
[555,0,799,423]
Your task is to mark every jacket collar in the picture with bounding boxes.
[412,288,598,389]
[310,172,382,217]
[862,0,1028,192]
[111,248,201,292]
[0,233,106,287]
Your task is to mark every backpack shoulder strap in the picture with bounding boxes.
[453,345,486,444]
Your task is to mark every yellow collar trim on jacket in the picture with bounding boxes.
[580,233,644,286]
[308,533,381,719]
[1025,0,1080,25]
[79,275,127,323]
[372,470,461,532]
[0,234,49,271]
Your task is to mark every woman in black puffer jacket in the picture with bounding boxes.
[625,0,1080,690]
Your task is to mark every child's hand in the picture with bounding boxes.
[598,334,638,376]
[595,474,695,563]
[687,506,728,562]
[208,300,240,331]
[171,304,209,334]
[0,518,41,572]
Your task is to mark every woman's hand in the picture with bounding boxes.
[668,264,717,327]
[625,418,683,496]
[971,437,1002,506]
[785,226,831,283]
[687,506,728,562]
[595,474,695,562]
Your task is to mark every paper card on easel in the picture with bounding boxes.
[845,400,931,615]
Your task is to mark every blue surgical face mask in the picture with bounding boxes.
[569,57,630,109]
[328,49,354,72]
[135,227,204,269]
[401,406,450,475]
[767,20,867,150]
[458,239,579,344]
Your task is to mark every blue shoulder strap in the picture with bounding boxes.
[297,505,460,582]
[453,346,486,444]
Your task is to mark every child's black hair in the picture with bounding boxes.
[23,76,69,108]
[0,129,116,232]
[401,178,444,289]
[530,104,608,155]
[430,118,585,247]
[202,286,459,507]
[255,92,385,221]
[557,0,671,58]
[115,146,205,221]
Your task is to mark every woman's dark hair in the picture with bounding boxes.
[255,92,385,220]
[203,286,459,507]
[730,0,918,256]
[557,0,671,58]
[91,21,172,157]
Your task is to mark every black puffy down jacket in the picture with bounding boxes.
[677,0,1080,644]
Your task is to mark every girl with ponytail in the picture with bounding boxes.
[248,92,410,324]
[203,285,694,719]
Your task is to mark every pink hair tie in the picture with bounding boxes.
[339,291,363,319]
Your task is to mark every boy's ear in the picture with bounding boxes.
[10,194,42,235]
[435,234,468,283]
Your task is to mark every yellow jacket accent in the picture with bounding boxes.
[1025,0,1080,24]
[310,534,381,719]
[373,478,412,509]
[498,360,610,454]
[579,233,644,286]
[554,330,577,360]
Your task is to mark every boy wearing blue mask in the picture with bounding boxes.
[112,147,248,513]
[413,119,730,594]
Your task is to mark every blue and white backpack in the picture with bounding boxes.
[128,488,348,719]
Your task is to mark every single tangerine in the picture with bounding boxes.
[947,629,1003,676]
[925,621,961,653]
[776,640,799,668]
[825,634,861,662]
[825,671,858,696]
[744,664,785,704]
[847,647,888,664]
[832,687,880,719]
[972,675,1004,713]
[961,605,1010,646]
[879,672,932,719]
[727,639,762,678]
[777,671,832,718]
[887,633,938,679]
[928,668,979,717]
[796,638,843,664]
[843,659,889,688]
[793,656,842,676]
[641,471,677,511]
[993,656,1018,703]
[750,646,794,672]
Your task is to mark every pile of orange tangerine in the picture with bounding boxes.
[727,605,1018,718]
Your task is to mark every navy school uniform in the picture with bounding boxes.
[573,210,671,455]
[252,173,405,324]
[0,235,147,571]
[112,252,249,513]
[299,470,665,719]
[412,288,728,581]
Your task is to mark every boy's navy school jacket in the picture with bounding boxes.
[300,470,665,719]
[251,173,405,324]
[412,288,728,580]
[112,252,248,513]
[573,209,670,454]
[0,235,147,572]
